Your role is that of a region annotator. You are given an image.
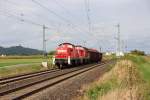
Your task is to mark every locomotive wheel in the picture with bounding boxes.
[59,64,63,69]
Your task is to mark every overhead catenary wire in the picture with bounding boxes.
[3,2,86,48]
[31,0,89,34]
[3,0,89,38]
[84,0,92,34]
[32,0,71,25]
[0,10,55,55]
[0,11,41,26]
[2,0,97,45]
[53,0,74,17]
[52,0,90,35]
[0,10,55,30]
[1,0,59,28]
[0,0,94,53]
[4,0,87,35]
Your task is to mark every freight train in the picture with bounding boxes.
[52,43,102,69]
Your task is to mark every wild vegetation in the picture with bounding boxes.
[130,49,145,56]
[78,55,150,100]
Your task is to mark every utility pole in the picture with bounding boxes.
[85,0,91,34]
[83,41,86,47]
[99,46,101,52]
[43,25,46,57]
[116,24,121,56]
[121,40,124,54]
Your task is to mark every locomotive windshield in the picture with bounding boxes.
[56,49,67,54]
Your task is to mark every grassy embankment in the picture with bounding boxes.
[0,55,53,78]
[78,55,150,100]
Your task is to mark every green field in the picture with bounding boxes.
[126,55,150,82]
[0,59,43,67]
[0,55,53,68]
[0,56,53,78]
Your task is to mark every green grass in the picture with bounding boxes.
[126,55,150,100]
[0,64,47,78]
[85,64,116,100]
[0,59,43,67]
[126,55,150,82]
[0,55,53,59]
[0,55,53,68]
[0,56,53,78]
[87,77,118,100]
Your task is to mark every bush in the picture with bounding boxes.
[130,49,145,56]
[48,51,56,55]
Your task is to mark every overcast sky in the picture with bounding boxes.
[0,0,150,53]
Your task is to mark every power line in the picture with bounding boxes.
[2,0,91,45]
[2,0,58,28]
[1,0,89,55]
[84,0,92,34]
[0,11,41,26]
[32,0,70,24]
[4,0,89,35]
[0,11,53,57]
[115,23,121,57]
[52,0,89,34]
[53,0,73,17]
[0,10,55,30]
[43,25,47,56]
[31,0,88,34]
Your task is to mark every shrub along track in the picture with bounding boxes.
[0,60,114,100]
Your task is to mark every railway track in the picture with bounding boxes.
[0,68,60,85]
[0,60,114,100]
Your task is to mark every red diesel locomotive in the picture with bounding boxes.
[52,43,102,69]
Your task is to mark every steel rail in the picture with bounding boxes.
[0,60,114,100]
[0,69,60,85]
[15,61,114,100]
[0,68,57,81]
[0,63,100,95]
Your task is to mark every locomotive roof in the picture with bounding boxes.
[59,43,75,46]
[75,45,82,47]
[88,48,99,52]
[76,45,88,50]
[58,43,99,52]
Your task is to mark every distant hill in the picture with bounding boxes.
[0,46,43,55]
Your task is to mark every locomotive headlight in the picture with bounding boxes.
[68,56,71,65]
[57,50,67,53]
[52,56,55,65]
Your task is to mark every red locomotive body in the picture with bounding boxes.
[53,43,102,69]
[54,43,76,68]
[75,46,89,64]
[55,43,76,59]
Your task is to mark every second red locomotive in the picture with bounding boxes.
[53,43,102,69]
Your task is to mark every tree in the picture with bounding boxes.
[48,51,56,55]
[130,49,145,56]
